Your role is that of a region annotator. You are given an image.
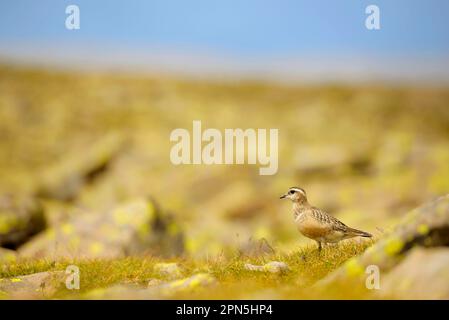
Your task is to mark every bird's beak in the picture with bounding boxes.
[280,194,287,199]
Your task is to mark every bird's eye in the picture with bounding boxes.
[288,190,295,195]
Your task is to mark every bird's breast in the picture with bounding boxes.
[295,215,332,240]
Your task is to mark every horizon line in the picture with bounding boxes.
[1,42,449,86]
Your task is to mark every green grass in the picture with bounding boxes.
[1,239,374,299]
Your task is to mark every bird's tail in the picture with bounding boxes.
[348,227,372,238]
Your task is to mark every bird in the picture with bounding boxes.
[280,187,372,251]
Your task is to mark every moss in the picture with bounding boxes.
[417,224,430,236]
[167,223,180,236]
[88,242,105,255]
[384,238,404,256]
[345,259,365,277]
[61,223,74,236]
[0,252,17,264]
[0,215,19,234]
[68,236,81,250]
[435,199,449,217]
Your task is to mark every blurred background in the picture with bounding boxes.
[1,0,449,259]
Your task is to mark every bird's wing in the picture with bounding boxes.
[309,207,349,232]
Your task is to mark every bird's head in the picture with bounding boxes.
[280,187,308,203]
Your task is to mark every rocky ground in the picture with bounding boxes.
[0,65,449,299]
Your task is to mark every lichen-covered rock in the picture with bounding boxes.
[0,248,17,263]
[244,261,289,274]
[19,198,184,259]
[35,133,125,202]
[83,284,157,300]
[239,237,275,257]
[84,273,216,299]
[147,278,164,287]
[294,145,371,176]
[317,194,449,291]
[154,262,183,280]
[159,273,216,294]
[378,248,449,299]
[0,271,65,299]
[0,194,46,249]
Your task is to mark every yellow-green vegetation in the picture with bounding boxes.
[0,240,373,299]
[0,64,448,299]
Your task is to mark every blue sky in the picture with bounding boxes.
[1,0,448,81]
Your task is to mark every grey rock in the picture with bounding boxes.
[35,133,126,202]
[0,271,65,299]
[317,195,449,294]
[0,248,17,263]
[244,261,289,273]
[0,194,46,249]
[84,273,216,300]
[147,278,164,287]
[154,262,183,280]
[294,145,371,177]
[239,237,275,257]
[158,273,217,293]
[19,198,184,259]
[378,248,449,299]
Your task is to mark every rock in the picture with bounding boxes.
[244,261,289,274]
[0,248,17,263]
[83,284,155,300]
[0,271,65,299]
[239,237,275,257]
[0,194,46,249]
[158,273,217,295]
[378,248,449,299]
[294,145,371,177]
[35,133,126,202]
[147,278,164,287]
[84,273,216,299]
[19,198,184,259]
[316,195,449,292]
[154,262,183,280]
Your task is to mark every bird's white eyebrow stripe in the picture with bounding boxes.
[290,187,305,195]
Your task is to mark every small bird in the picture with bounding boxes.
[280,187,372,251]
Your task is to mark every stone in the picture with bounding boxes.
[316,195,449,292]
[159,273,217,294]
[154,262,183,280]
[244,261,289,274]
[378,248,449,299]
[294,145,371,177]
[0,194,46,249]
[0,271,65,299]
[35,133,126,201]
[239,237,275,257]
[84,273,216,299]
[0,248,17,263]
[19,198,184,259]
[83,285,155,300]
[147,278,164,287]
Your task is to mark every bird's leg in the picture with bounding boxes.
[316,241,322,253]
